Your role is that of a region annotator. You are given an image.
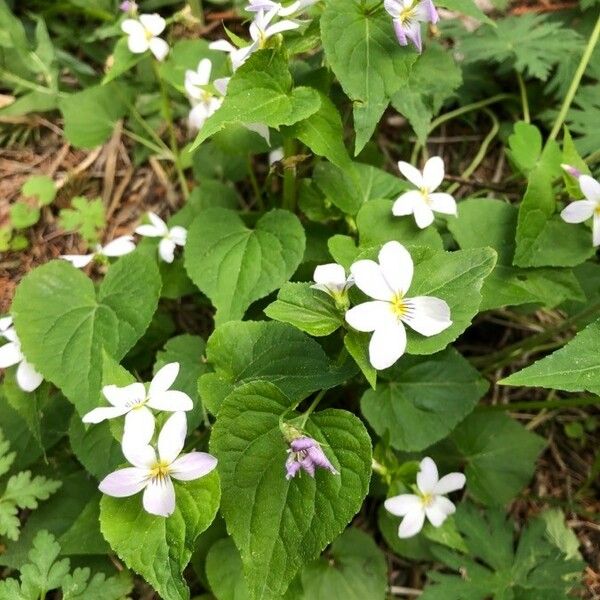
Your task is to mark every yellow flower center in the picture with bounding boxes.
[420,492,434,507]
[420,187,432,204]
[399,5,417,23]
[149,461,171,480]
[145,29,154,41]
[391,293,408,318]
[595,205,600,216]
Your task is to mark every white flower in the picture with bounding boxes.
[0,318,43,393]
[135,212,187,263]
[384,0,439,53]
[82,363,193,443]
[392,157,456,229]
[384,457,465,538]
[185,59,224,131]
[209,39,251,72]
[269,147,284,165]
[245,0,318,17]
[311,263,353,298]
[61,236,136,268]
[560,174,600,247]
[345,241,452,370]
[121,14,169,61]
[99,412,217,517]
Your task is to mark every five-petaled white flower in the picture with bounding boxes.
[392,157,456,229]
[184,59,225,131]
[246,0,318,17]
[0,317,43,392]
[82,363,193,439]
[345,241,452,370]
[311,263,353,299]
[99,411,217,517]
[560,174,600,247]
[384,0,438,53]
[121,14,169,61]
[385,457,465,538]
[61,236,136,269]
[135,212,187,263]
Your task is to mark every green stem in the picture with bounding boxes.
[447,109,499,195]
[516,71,530,124]
[122,128,171,157]
[472,299,600,370]
[298,389,327,428]
[282,137,297,212]
[0,69,64,97]
[478,396,599,412]
[188,0,205,25]
[548,14,600,143]
[247,155,264,210]
[152,60,189,198]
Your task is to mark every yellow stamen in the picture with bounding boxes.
[391,293,408,318]
[595,205,600,216]
[420,493,434,507]
[149,461,171,479]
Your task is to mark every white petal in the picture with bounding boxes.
[425,496,455,527]
[149,37,169,61]
[350,260,394,301]
[146,212,168,233]
[82,405,129,424]
[433,472,466,495]
[150,362,179,396]
[99,467,148,497]
[121,18,144,36]
[264,19,300,37]
[345,301,392,333]
[170,452,217,481]
[143,477,175,517]
[392,190,420,216]
[122,438,156,470]
[102,382,146,408]
[428,193,457,215]
[594,213,600,247]
[417,457,439,494]
[580,175,600,203]
[147,390,193,412]
[398,161,423,188]
[196,58,213,84]
[61,254,94,268]
[384,494,421,516]
[369,321,407,370]
[403,296,452,337]
[188,103,210,131]
[422,156,445,191]
[214,77,230,96]
[0,316,14,332]
[158,238,176,263]
[101,236,135,257]
[135,224,162,237]
[123,407,156,447]
[2,327,17,343]
[378,241,413,296]
[16,360,43,392]
[126,31,150,54]
[313,263,346,289]
[561,200,595,223]
[245,122,270,144]
[0,342,22,368]
[398,508,426,538]
[209,39,237,53]
[158,411,187,465]
[169,226,187,246]
[413,202,435,229]
[139,13,166,36]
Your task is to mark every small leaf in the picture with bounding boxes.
[58,197,105,245]
[9,204,40,230]
[21,175,56,206]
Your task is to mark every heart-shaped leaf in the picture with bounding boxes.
[12,254,161,416]
[184,208,305,325]
[100,472,220,600]
[210,381,372,599]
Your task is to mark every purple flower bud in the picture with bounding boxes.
[120,1,137,12]
[561,164,582,179]
[285,436,338,480]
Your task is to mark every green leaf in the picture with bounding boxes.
[102,37,144,84]
[21,175,56,206]
[321,0,416,154]
[299,528,387,600]
[154,334,210,429]
[58,197,105,245]
[284,95,352,169]
[344,330,377,389]
[58,82,133,148]
[436,0,493,23]
[199,320,354,415]
[184,208,305,324]
[58,495,109,556]
[561,127,589,198]
[206,538,253,600]
[421,503,584,600]
[191,49,320,148]
[9,204,40,230]
[264,282,344,337]
[360,348,487,451]
[210,381,372,599]
[356,199,443,251]
[432,412,545,506]
[100,471,220,600]
[12,254,161,416]
[500,318,600,394]
[507,121,544,174]
[60,569,133,600]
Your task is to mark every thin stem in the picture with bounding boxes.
[516,71,530,124]
[0,69,64,97]
[282,137,297,212]
[548,14,600,143]
[152,60,190,198]
[447,109,499,195]
[188,0,205,25]
[478,396,599,412]
[122,128,172,157]
[298,390,327,428]
[247,155,264,210]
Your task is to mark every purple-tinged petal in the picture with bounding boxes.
[285,456,302,479]
[418,0,439,24]
[561,163,582,179]
[299,455,316,477]
[99,467,148,497]
[393,20,409,46]
[307,446,338,474]
[404,21,422,53]
[170,452,217,481]
[290,437,317,452]
[143,477,176,517]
